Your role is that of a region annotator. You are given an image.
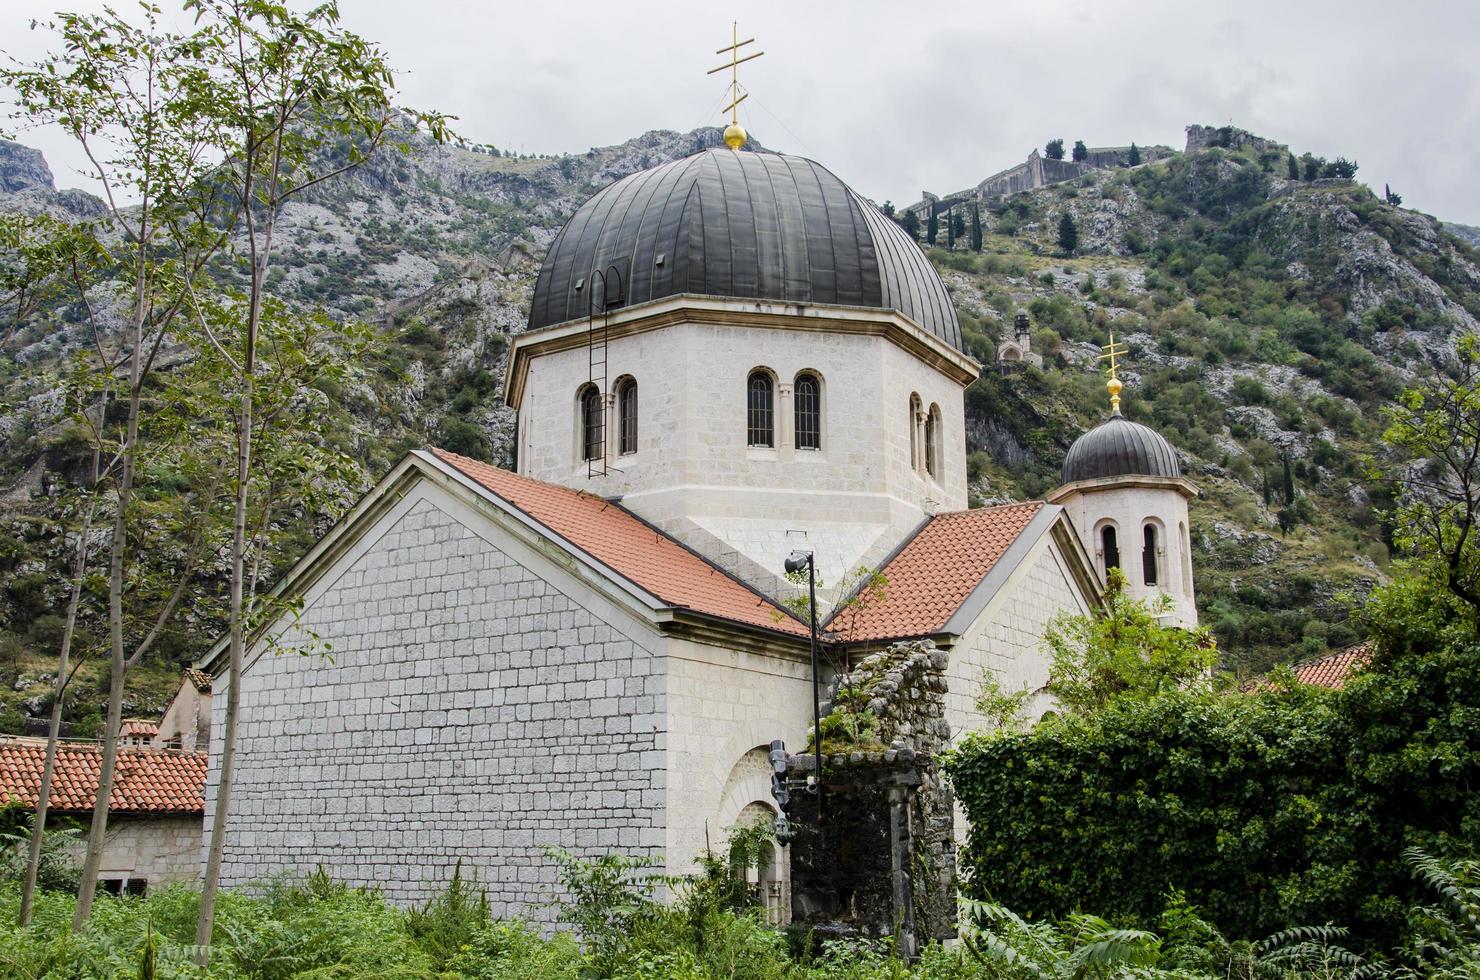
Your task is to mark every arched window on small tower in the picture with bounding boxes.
[1143,524,1159,586]
[1102,525,1120,572]
[925,403,942,478]
[909,393,922,470]
[616,377,638,455]
[794,373,821,450]
[747,371,774,448]
[579,385,603,462]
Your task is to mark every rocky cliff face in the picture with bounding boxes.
[0,122,1475,725]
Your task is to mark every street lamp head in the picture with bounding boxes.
[784,551,813,574]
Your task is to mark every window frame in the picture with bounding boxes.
[1142,522,1160,586]
[794,371,822,451]
[578,384,604,462]
[747,370,776,448]
[615,376,638,456]
[1101,524,1121,573]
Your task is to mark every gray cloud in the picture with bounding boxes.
[6,0,1478,222]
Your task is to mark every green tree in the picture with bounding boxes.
[1128,142,1141,166]
[1321,157,1358,179]
[880,200,895,217]
[1045,138,1065,160]
[1381,334,1480,624]
[1283,453,1295,504]
[1288,153,1299,180]
[926,208,939,246]
[1303,155,1322,181]
[1072,139,1088,162]
[4,7,244,927]
[172,0,447,957]
[969,202,983,252]
[900,209,920,240]
[1385,183,1403,206]
[1057,211,1078,255]
[1041,569,1218,717]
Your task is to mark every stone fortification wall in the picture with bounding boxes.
[209,481,667,918]
[908,143,1174,219]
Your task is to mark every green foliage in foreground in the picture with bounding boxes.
[6,846,1480,978]
[947,570,1480,953]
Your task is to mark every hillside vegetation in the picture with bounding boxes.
[0,124,1475,730]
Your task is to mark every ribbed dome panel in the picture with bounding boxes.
[528,149,962,351]
[1062,414,1181,483]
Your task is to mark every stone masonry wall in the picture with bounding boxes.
[208,483,667,919]
[65,815,202,890]
[786,640,956,947]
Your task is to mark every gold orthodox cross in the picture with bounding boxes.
[708,22,763,149]
[1098,333,1129,413]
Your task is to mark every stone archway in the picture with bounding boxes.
[717,747,790,924]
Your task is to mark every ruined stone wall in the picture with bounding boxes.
[784,640,956,948]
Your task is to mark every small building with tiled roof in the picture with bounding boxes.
[201,142,1197,923]
[0,738,205,894]
[1246,643,1372,692]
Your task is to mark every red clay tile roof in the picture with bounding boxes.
[1291,643,1371,690]
[831,502,1046,642]
[120,719,159,738]
[183,668,212,693]
[0,739,206,814]
[430,449,808,638]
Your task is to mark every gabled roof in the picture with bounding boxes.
[0,739,206,814]
[830,502,1075,643]
[119,719,159,738]
[1290,643,1372,689]
[430,450,809,639]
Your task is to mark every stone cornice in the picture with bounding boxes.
[1046,473,1200,502]
[504,294,982,408]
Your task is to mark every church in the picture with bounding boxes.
[200,124,1198,920]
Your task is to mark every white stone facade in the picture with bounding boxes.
[208,481,667,916]
[66,816,201,894]
[506,297,978,600]
[1049,476,1199,628]
[207,470,816,916]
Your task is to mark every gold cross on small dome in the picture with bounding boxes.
[708,22,763,149]
[1098,333,1129,414]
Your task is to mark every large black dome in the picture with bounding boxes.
[1062,413,1181,484]
[528,148,962,350]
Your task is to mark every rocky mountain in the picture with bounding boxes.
[1,122,1476,732]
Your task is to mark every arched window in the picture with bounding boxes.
[579,385,603,462]
[747,371,774,448]
[909,393,922,470]
[925,403,942,478]
[1143,524,1159,586]
[795,373,821,450]
[616,378,638,455]
[1102,525,1120,572]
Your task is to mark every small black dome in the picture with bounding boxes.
[528,148,962,350]
[1062,413,1180,483]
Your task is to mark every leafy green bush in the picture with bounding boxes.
[947,575,1480,951]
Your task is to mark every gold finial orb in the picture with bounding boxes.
[723,122,747,150]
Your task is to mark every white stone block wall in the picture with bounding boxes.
[945,535,1094,739]
[1057,485,1198,627]
[206,486,667,918]
[515,316,967,600]
[67,816,202,890]
[662,638,814,875]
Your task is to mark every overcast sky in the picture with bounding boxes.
[6,0,1480,224]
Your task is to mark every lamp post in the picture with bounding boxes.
[785,550,824,823]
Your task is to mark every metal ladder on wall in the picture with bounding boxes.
[585,264,624,479]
